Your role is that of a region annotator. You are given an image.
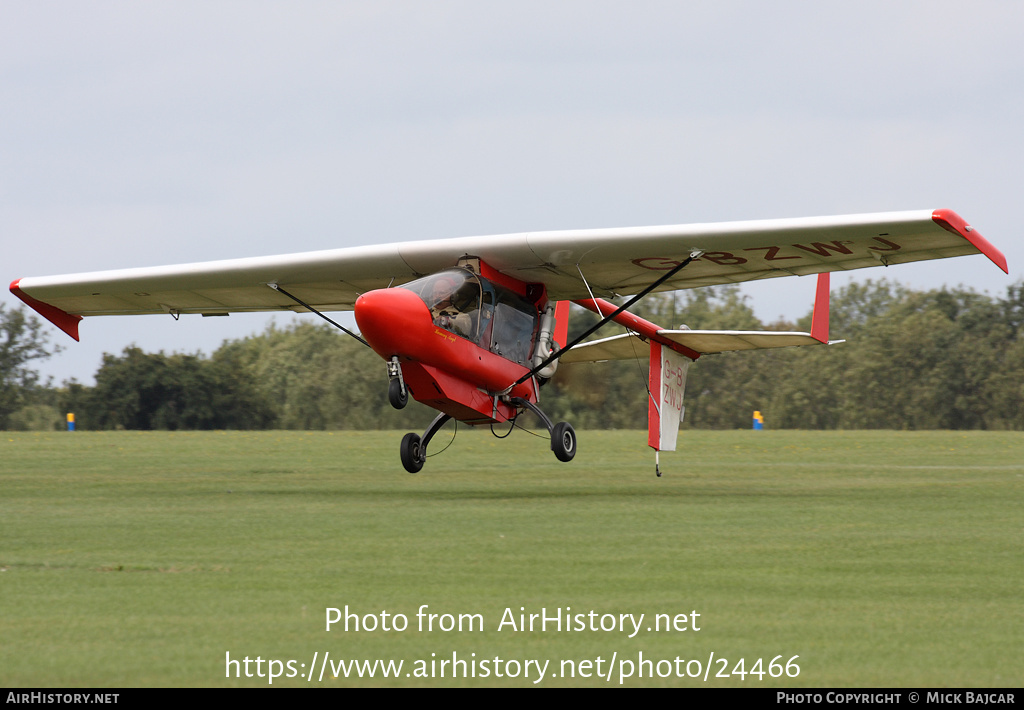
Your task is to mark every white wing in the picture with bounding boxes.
[11,208,1006,340]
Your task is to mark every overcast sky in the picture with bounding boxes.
[4,1,1021,385]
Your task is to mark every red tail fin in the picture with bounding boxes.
[553,301,570,349]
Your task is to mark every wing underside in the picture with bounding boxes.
[11,208,1006,341]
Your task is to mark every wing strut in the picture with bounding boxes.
[266,283,370,347]
[506,250,705,391]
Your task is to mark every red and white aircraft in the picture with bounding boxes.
[11,209,1007,473]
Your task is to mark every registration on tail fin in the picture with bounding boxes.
[648,341,690,452]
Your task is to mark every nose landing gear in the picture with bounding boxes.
[388,378,408,409]
[386,357,408,410]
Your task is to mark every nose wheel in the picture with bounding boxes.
[388,378,408,409]
[386,357,408,409]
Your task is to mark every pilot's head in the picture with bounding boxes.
[431,277,456,303]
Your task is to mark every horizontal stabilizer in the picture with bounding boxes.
[662,329,828,353]
[562,271,836,363]
[559,333,649,363]
[561,329,834,363]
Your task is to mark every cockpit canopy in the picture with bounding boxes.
[399,269,539,365]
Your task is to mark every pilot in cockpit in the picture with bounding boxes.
[429,277,475,337]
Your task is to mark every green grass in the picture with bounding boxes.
[1,429,1021,687]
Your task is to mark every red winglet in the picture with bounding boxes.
[810,272,830,343]
[932,209,1008,274]
[9,279,82,341]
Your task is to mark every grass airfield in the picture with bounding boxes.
[1,429,1021,687]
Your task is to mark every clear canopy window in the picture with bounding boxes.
[399,269,538,363]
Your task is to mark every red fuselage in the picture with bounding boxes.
[354,287,538,424]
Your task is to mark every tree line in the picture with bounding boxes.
[3,278,1023,431]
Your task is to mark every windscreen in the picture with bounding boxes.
[399,269,537,362]
[399,270,486,342]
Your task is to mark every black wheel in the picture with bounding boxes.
[400,432,424,473]
[388,378,408,410]
[551,421,576,462]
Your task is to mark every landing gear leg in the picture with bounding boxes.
[509,397,576,463]
[399,412,452,473]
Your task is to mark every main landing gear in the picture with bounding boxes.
[399,412,451,473]
[508,397,576,464]
[550,421,577,463]
[397,398,575,474]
